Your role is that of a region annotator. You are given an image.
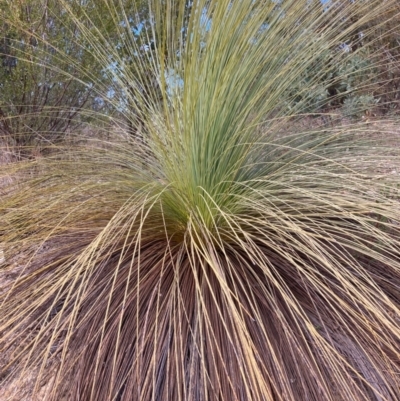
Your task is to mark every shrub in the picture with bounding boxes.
[1,1,400,400]
[285,43,379,114]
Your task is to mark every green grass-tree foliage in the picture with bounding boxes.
[1,1,400,400]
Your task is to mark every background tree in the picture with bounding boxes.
[0,0,153,156]
[0,1,101,156]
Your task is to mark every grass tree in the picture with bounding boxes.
[1,0,400,400]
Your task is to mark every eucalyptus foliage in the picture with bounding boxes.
[1,1,400,400]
